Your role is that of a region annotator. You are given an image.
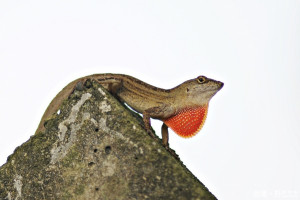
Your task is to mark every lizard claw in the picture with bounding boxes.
[146,129,156,138]
[165,145,180,160]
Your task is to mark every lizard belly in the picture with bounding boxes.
[163,104,208,138]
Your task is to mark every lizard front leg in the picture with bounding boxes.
[144,106,178,158]
[161,123,169,147]
[143,114,170,147]
[142,112,156,138]
[143,105,171,145]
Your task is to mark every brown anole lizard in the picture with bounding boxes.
[36,74,223,147]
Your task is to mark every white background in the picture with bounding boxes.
[1,1,299,199]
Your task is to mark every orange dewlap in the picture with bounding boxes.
[163,104,208,138]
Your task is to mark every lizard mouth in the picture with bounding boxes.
[219,81,224,89]
[201,80,223,92]
[211,81,224,91]
[205,81,224,94]
[218,82,224,90]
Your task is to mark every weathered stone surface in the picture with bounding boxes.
[0,79,216,200]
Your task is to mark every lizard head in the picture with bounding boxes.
[175,75,223,106]
[164,76,223,138]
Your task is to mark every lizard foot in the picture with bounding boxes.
[146,129,156,138]
[164,145,180,160]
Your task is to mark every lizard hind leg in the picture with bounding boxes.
[94,76,123,95]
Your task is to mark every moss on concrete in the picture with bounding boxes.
[0,79,217,200]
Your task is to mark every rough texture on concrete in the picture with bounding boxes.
[0,79,217,200]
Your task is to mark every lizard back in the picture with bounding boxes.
[91,74,175,117]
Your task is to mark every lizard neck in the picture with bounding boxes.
[163,104,209,138]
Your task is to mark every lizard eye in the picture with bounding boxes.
[197,76,206,84]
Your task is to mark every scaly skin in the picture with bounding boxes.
[36,73,223,146]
